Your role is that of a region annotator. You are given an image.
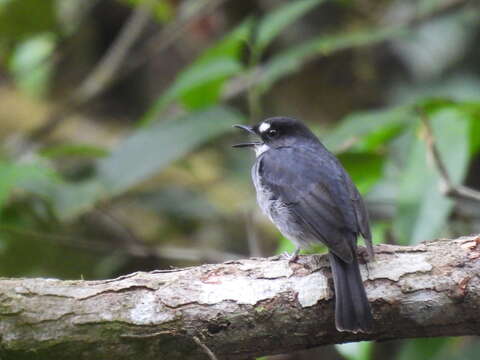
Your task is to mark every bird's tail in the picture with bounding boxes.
[329,251,373,333]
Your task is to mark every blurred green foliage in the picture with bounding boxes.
[9,33,56,96]
[142,20,249,123]
[98,106,243,196]
[394,106,471,244]
[0,0,479,359]
[0,161,57,211]
[0,0,57,41]
[336,341,372,360]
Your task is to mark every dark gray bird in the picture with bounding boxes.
[233,116,374,333]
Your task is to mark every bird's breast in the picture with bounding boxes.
[254,143,270,157]
[251,158,274,220]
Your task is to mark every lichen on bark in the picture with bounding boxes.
[1,236,480,359]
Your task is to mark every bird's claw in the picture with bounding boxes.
[356,246,373,263]
[279,248,300,263]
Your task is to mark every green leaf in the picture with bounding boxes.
[0,161,58,212]
[394,108,470,244]
[0,162,106,221]
[120,0,174,22]
[275,235,295,255]
[462,102,480,155]
[324,106,416,152]
[25,109,243,221]
[40,144,109,159]
[275,236,326,256]
[142,21,250,125]
[337,152,384,194]
[200,19,252,61]
[49,179,106,219]
[397,338,451,360]
[3,164,102,220]
[9,33,56,97]
[355,123,406,152]
[256,0,324,51]
[0,0,57,41]
[470,117,480,155]
[144,58,242,119]
[98,106,244,196]
[258,26,406,95]
[438,340,480,360]
[336,341,372,360]
[370,222,389,245]
[38,107,244,220]
[15,107,244,220]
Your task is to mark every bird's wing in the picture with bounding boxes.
[344,174,374,259]
[259,147,368,263]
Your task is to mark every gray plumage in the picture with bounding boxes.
[234,117,374,333]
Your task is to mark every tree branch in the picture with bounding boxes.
[419,109,480,203]
[124,0,229,76]
[1,236,480,359]
[72,0,155,104]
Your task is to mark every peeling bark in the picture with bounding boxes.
[1,236,480,359]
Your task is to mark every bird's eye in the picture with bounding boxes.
[267,129,278,138]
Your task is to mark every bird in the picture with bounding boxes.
[233,116,374,333]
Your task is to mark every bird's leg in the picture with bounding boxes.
[277,247,301,262]
[356,246,372,263]
[284,247,300,263]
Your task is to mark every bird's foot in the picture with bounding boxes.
[356,246,372,263]
[280,248,300,263]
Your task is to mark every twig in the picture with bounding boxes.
[193,336,218,360]
[405,0,473,27]
[91,208,151,257]
[223,0,473,102]
[0,225,242,263]
[15,0,229,156]
[14,0,472,155]
[90,208,243,262]
[19,0,155,154]
[419,108,480,203]
[124,0,230,76]
[72,0,156,103]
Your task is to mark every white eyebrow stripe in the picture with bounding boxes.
[258,122,270,133]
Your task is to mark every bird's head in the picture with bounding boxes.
[232,117,317,155]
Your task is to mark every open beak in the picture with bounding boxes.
[232,142,260,148]
[233,124,256,135]
[232,124,261,148]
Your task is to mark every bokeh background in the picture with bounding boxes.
[0,0,479,359]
